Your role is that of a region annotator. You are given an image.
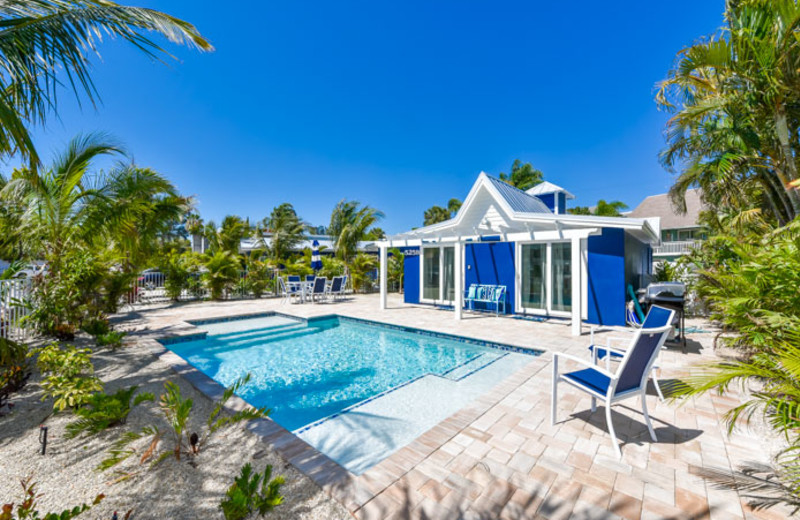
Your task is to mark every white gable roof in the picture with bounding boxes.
[386,173,658,244]
[525,181,576,200]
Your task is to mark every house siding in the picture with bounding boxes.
[624,233,652,291]
[587,228,626,326]
[403,248,420,304]
[464,242,515,314]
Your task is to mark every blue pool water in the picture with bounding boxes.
[165,314,528,432]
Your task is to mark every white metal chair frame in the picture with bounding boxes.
[551,318,674,458]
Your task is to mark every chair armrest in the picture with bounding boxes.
[553,352,616,379]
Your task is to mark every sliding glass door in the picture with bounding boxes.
[520,244,546,310]
[550,242,572,312]
[519,241,573,314]
[422,248,440,300]
[422,246,455,302]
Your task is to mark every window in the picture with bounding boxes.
[518,241,574,315]
[442,247,455,301]
[550,242,572,312]
[422,246,455,302]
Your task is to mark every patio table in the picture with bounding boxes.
[286,280,314,303]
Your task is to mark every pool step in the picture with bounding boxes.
[226,326,322,347]
[440,352,506,381]
[212,321,306,341]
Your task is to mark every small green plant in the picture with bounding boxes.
[31,344,102,412]
[101,374,270,471]
[159,250,191,301]
[202,251,240,300]
[96,330,127,349]
[245,257,272,298]
[0,477,104,520]
[219,462,285,520]
[80,317,110,337]
[66,386,154,439]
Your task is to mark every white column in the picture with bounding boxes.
[379,245,388,310]
[571,236,582,336]
[454,242,463,321]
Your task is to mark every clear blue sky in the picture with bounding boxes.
[25,1,725,233]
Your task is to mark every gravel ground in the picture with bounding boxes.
[0,335,351,520]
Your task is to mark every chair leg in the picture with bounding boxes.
[591,397,596,413]
[651,369,665,402]
[641,388,657,442]
[605,402,622,459]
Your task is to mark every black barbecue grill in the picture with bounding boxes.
[642,282,686,348]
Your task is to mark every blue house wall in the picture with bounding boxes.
[464,242,515,314]
[403,248,420,304]
[586,228,626,326]
[624,234,652,291]
[532,192,565,214]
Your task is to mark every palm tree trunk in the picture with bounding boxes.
[774,105,800,216]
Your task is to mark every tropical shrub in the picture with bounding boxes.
[96,331,127,350]
[159,250,191,301]
[31,344,102,412]
[203,251,240,300]
[0,478,103,520]
[0,338,29,412]
[244,257,272,298]
[652,261,680,283]
[388,248,404,292]
[66,386,154,439]
[319,256,346,279]
[101,374,270,470]
[349,254,377,293]
[219,463,285,520]
[81,317,110,337]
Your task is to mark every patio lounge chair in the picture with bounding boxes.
[310,276,327,303]
[588,305,673,400]
[551,313,674,458]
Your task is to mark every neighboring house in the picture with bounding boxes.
[628,189,706,262]
[377,173,660,334]
[190,233,379,255]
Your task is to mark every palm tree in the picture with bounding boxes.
[499,160,543,191]
[260,203,305,263]
[447,198,462,215]
[328,200,384,263]
[1,133,187,271]
[657,0,800,225]
[423,205,451,226]
[202,250,240,300]
[0,0,212,165]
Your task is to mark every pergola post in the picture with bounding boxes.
[379,244,388,310]
[454,241,463,320]
[571,236,582,336]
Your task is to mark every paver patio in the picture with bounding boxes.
[121,294,790,520]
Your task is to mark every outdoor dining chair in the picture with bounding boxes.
[587,305,674,401]
[551,313,674,458]
[328,276,344,301]
[310,276,327,303]
[278,276,300,304]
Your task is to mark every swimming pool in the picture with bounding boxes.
[162,313,540,473]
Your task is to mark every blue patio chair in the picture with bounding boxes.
[306,275,316,282]
[552,313,674,458]
[287,275,301,283]
[588,305,673,400]
[310,276,327,303]
[328,276,344,301]
[277,276,300,304]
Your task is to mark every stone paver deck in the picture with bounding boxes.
[120,294,789,519]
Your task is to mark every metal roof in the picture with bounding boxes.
[525,181,576,200]
[484,175,552,214]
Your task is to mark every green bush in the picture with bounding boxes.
[203,251,240,300]
[0,338,29,410]
[81,317,110,337]
[219,462,285,520]
[0,478,103,520]
[31,343,102,412]
[159,250,191,301]
[66,386,154,439]
[96,330,127,349]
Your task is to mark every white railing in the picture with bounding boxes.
[653,241,700,256]
[0,278,32,340]
[127,270,256,306]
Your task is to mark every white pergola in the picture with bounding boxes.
[375,173,659,337]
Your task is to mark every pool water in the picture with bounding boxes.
[169,315,513,430]
[164,313,539,473]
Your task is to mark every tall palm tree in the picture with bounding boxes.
[0,1,212,165]
[657,0,800,224]
[423,205,451,226]
[328,200,384,263]
[261,203,305,263]
[499,160,543,191]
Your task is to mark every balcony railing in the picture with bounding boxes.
[653,240,700,256]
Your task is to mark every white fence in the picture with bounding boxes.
[0,278,32,340]
[127,270,255,306]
